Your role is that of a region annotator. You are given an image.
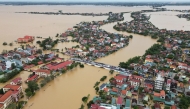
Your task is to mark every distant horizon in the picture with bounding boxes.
[0,0,190,3]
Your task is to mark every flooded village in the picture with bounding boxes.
[0,3,190,109]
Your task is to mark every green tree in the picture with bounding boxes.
[27,81,39,93]
[109,70,114,74]
[26,91,33,98]
[6,103,16,109]
[11,63,16,69]
[95,87,99,92]
[3,42,7,46]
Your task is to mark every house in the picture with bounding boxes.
[99,83,107,90]
[154,90,165,102]
[124,99,131,109]
[67,28,73,32]
[10,78,22,85]
[34,69,51,77]
[25,75,38,83]
[130,79,140,86]
[47,61,72,71]
[27,55,36,62]
[17,35,34,43]
[1,84,23,107]
[0,90,13,109]
[114,75,124,83]
[145,58,154,63]
[5,60,16,70]
[171,105,177,109]
[131,99,137,106]
[90,104,100,109]
[154,74,164,90]
[154,102,161,109]
[166,79,171,91]
[178,62,187,70]
[117,97,123,106]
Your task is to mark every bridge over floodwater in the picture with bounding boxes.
[70,58,132,76]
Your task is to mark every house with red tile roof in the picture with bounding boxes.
[25,75,39,83]
[90,104,100,109]
[27,55,36,62]
[0,84,23,108]
[171,105,177,109]
[178,62,188,70]
[154,90,165,99]
[117,96,123,106]
[17,35,34,43]
[34,69,51,77]
[47,60,72,71]
[145,58,154,63]
[130,79,140,86]
[0,103,4,109]
[0,90,13,109]
[23,64,35,71]
[114,75,127,83]
[10,77,22,85]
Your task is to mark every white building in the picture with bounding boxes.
[154,74,164,90]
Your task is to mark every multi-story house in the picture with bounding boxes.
[155,74,164,90]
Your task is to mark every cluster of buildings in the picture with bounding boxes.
[25,60,72,83]
[17,35,35,43]
[90,9,190,109]
[0,45,38,72]
[177,14,190,21]
[0,78,23,109]
[62,13,129,60]
[114,10,190,40]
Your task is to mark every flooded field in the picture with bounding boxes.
[0,5,159,109]
[145,11,190,31]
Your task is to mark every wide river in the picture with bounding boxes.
[0,5,158,109]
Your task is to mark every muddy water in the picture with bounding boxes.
[0,6,156,109]
[145,11,190,31]
[161,5,190,10]
[24,66,114,109]
[97,13,157,66]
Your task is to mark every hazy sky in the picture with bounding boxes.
[0,0,190,2]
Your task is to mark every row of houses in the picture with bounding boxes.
[25,60,72,83]
[0,78,23,109]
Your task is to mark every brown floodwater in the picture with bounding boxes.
[0,6,156,109]
[96,13,157,66]
[145,11,190,31]
[161,5,190,10]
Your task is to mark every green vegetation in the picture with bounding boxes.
[79,64,84,68]
[39,37,59,50]
[109,70,114,74]
[79,104,84,109]
[94,81,100,88]
[0,69,23,83]
[87,100,94,108]
[119,56,141,69]
[179,95,190,109]
[3,42,7,45]
[95,87,99,92]
[164,106,170,109]
[25,81,39,98]
[82,94,90,103]
[9,43,13,46]
[7,101,27,109]
[129,35,133,39]
[144,44,162,56]
[40,76,54,87]
[100,76,107,81]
